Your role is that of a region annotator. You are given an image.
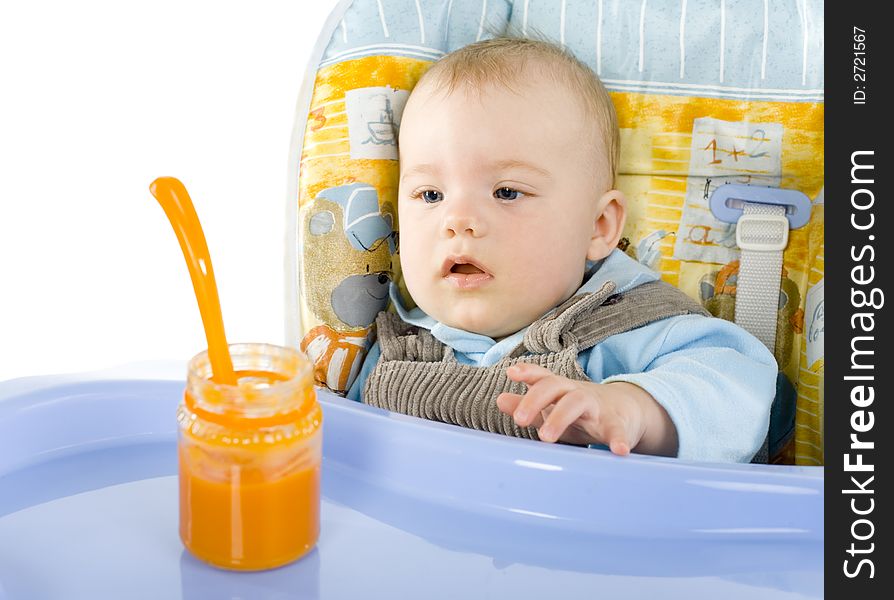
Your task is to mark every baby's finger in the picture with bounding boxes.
[506,363,554,385]
[497,393,545,429]
[602,422,633,456]
[496,392,523,415]
[608,439,632,456]
[538,389,590,443]
[513,375,576,427]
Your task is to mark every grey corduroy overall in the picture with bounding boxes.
[363,280,711,441]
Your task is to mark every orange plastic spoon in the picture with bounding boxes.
[150,177,236,385]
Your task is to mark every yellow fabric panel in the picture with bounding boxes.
[794,228,824,465]
[298,56,431,209]
[296,56,432,392]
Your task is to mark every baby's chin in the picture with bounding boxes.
[432,305,531,341]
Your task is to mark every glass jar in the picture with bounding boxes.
[178,343,321,571]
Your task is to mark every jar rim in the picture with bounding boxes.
[186,343,314,420]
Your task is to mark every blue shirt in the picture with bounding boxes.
[348,250,777,463]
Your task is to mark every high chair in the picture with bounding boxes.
[287,0,824,467]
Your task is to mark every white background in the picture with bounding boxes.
[0,0,341,381]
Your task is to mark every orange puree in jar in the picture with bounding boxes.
[178,450,319,570]
[178,355,322,571]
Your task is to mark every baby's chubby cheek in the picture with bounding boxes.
[396,249,430,298]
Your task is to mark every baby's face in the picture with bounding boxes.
[397,77,618,339]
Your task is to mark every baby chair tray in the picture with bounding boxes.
[0,372,822,599]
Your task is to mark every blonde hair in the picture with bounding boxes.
[415,36,620,188]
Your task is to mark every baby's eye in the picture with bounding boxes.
[415,189,443,204]
[494,187,522,201]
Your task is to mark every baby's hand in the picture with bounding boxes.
[496,364,678,456]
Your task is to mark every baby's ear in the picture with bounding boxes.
[586,189,627,261]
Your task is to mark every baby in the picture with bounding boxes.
[347,37,777,463]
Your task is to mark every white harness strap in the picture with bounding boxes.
[733,202,790,352]
[710,184,811,464]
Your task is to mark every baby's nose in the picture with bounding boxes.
[443,212,487,238]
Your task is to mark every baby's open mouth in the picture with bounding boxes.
[451,263,485,275]
[442,256,493,289]
[441,255,490,277]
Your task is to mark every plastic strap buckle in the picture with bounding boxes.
[709,183,811,229]
[735,213,790,252]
